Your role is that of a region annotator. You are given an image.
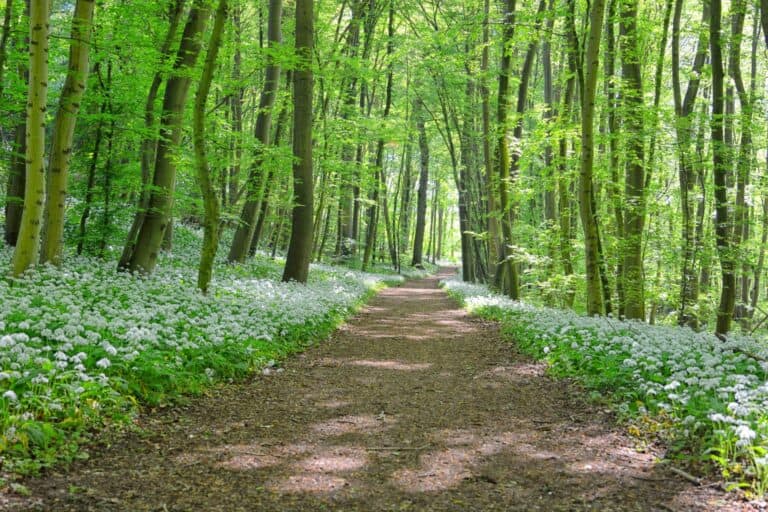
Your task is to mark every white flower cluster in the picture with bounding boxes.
[441,276,768,484]
[0,236,403,463]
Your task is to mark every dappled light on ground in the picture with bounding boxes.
[311,414,395,437]
[347,359,432,371]
[14,269,742,511]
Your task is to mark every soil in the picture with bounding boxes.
[2,269,759,511]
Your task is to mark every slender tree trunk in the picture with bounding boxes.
[728,0,751,323]
[77,105,105,255]
[5,121,26,246]
[228,5,243,208]
[118,0,187,270]
[282,0,314,283]
[619,0,645,320]
[481,0,499,282]
[578,0,607,315]
[411,100,429,268]
[399,138,414,256]
[127,1,211,274]
[495,0,520,297]
[228,0,282,263]
[251,72,291,255]
[673,0,707,326]
[362,1,395,271]
[605,0,624,316]
[710,0,735,335]
[41,0,96,265]
[10,0,49,277]
[542,1,557,278]
[194,0,228,293]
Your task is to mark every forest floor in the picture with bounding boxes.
[1,269,755,511]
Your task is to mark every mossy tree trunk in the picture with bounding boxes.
[41,0,96,265]
[578,0,607,316]
[10,0,49,277]
[194,0,228,293]
[126,1,210,274]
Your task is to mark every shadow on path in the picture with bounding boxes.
[9,269,741,511]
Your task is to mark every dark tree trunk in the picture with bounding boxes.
[282,0,314,283]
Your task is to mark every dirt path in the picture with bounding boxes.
[7,269,745,511]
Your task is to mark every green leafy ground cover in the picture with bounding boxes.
[0,226,411,475]
[443,277,768,498]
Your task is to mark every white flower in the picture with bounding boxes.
[3,390,17,401]
[96,358,111,369]
[734,424,757,447]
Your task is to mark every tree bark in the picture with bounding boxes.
[228,0,282,263]
[194,0,228,293]
[10,0,49,277]
[41,0,96,265]
[710,0,735,335]
[127,1,211,274]
[619,0,645,320]
[578,0,608,315]
[118,0,187,270]
[282,0,314,283]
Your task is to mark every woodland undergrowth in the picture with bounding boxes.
[443,276,768,498]
[0,226,416,477]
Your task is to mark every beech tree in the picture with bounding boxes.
[10,0,49,277]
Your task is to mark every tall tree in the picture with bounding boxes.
[578,0,608,315]
[619,0,645,319]
[411,99,429,268]
[118,0,187,270]
[41,0,96,265]
[282,0,314,283]
[494,0,519,297]
[10,0,49,277]
[194,0,228,293]
[125,1,211,274]
[710,0,734,335]
[228,0,283,263]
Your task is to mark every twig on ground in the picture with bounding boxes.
[669,466,701,486]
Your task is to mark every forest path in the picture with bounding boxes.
[14,269,739,511]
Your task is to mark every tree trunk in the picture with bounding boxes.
[40,0,95,265]
[411,100,429,268]
[4,121,26,247]
[228,0,282,263]
[282,0,314,283]
[578,0,607,315]
[710,0,735,335]
[481,0,499,283]
[251,71,291,255]
[118,0,187,270]
[673,0,708,326]
[619,0,645,320]
[495,0,520,297]
[362,1,395,271]
[10,0,49,277]
[127,1,211,274]
[76,100,105,255]
[194,0,228,293]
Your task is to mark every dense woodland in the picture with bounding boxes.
[4,0,768,335]
[9,0,768,499]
